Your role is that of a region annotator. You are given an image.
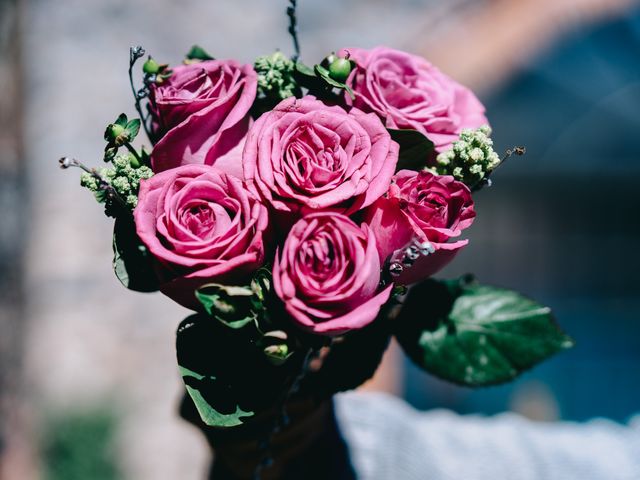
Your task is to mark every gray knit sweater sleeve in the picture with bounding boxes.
[334,392,640,480]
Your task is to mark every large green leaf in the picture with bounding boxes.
[179,366,254,427]
[388,128,435,172]
[176,315,296,429]
[396,278,574,386]
[112,216,159,292]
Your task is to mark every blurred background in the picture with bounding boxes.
[1,0,639,478]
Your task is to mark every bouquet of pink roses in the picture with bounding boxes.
[61,3,572,467]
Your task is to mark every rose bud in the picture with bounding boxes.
[364,170,475,285]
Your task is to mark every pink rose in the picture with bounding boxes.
[365,170,475,285]
[242,96,398,218]
[150,60,257,178]
[341,46,488,153]
[134,164,269,309]
[273,212,393,336]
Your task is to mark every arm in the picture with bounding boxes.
[336,391,640,480]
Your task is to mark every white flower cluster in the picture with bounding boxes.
[432,126,500,187]
[80,154,153,208]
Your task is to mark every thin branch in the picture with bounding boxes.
[471,145,526,192]
[286,0,301,61]
[495,145,526,173]
[59,157,131,214]
[123,142,142,164]
[128,46,154,143]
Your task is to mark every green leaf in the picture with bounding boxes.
[313,64,355,100]
[180,366,254,427]
[176,315,292,428]
[344,83,355,99]
[195,283,257,329]
[295,62,316,77]
[185,45,214,61]
[112,216,159,292]
[388,128,435,171]
[178,365,207,381]
[114,113,128,127]
[94,188,107,203]
[140,146,151,166]
[125,119,141,140]
[185,386,254,427]
[314,64,340,86]
[395,278,574,387]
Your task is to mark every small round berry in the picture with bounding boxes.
[328,57,353,83]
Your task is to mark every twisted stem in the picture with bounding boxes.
[287,0,301,61]
[58,157,131,214]
[128,46,155,143]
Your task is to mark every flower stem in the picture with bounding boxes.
[124,142,143,165]
[59,157,131,215]
[286,0,301,61]
[471,145,526,192]
[128,46,154,143]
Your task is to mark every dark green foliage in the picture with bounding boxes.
[313,64,354,99]
[195,284,258,330]
[299,308,394,399]
[176,314,305,428]
[112,216,159,292]
[388,128,435,172]
[396,277,574,386]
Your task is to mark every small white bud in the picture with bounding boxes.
[469,148,484,162]
[479,125,492,136]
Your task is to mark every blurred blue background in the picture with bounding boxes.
[406,6,640,423]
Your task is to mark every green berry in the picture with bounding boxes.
[328,57,353,83]
[143,57,160,75]
[322,52,337,68]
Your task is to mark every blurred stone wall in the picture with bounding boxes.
[20,1,456,478]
